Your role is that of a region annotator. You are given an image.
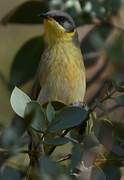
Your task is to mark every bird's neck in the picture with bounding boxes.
[45,35,71,46]
[44,30,79,47]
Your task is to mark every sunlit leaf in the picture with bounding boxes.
[44,137,70,146]
[46,103,55,123]
[48,107,88,133]
[9,36,44,89]
[25,101,46,132]
[1,1,49,25]
[10,87,31,118]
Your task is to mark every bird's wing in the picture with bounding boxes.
[30,50,48,100]
[30,76,41,100]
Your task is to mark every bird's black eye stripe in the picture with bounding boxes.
[53,16,65,22]
[53,16,74,32]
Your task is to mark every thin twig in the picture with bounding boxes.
[57,154,72,163]
[90,89,116,111]
[65,135,79,144]
[46,130,69,156]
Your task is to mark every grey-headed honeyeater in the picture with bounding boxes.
[32,10,86,105]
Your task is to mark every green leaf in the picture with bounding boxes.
[91,167,106,180]
[39,155,60,175]
[113,122,124,139]
[70,144,82,170]
[9,36,44,89]
[81,0,120,22]
[102,164,121,180]
[80,24,113,70]
[115,82,124,92]
[95,100,110,119]
[51,101,66,111]
[94,120,113,149]
[59,175,71,180]
[10,86,31,117]
[46,103,55,123]
[24,101,46,132]
[44,137,70,146]
[114,95,124,106]
[1,1,49,25]
[107,32,124,74]
[48,107,88,133]
[0,166,22,180]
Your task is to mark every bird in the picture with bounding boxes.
[31,10,86,106]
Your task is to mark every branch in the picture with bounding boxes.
[56,154,72,163]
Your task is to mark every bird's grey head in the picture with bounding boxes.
[39,10,76,33]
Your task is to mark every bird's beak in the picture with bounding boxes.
[39,13,49,20]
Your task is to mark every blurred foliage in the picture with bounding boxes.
[1,1,49,25]
[0,0,124,179]
[9,36,45,89]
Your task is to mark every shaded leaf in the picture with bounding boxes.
[115,81,124,92]
[95,100,110,119]
[1,127,18,149]
[94,120,113,150]
[1,1,49,25]
[70,144,82,170]
[80,24,113,69]
[48,107,88,133]
[114,95,124,106]
[44,137,70,146]
[39,155,60,175]
[112,142,124,157]
[82,145,103,167]
[46,103,55,123]
[59,175,71,180]
[81,0,120,21]
[9,36,44,89]
[91,167,106,180]
[0,166,22,180]
[113,122,124,139]
[83,133,99,149]
[0,150,10,168]
[107,32,124,73]
[49,101,66,111]
[102,163,121,180]
[10,87,31,117]
[25,101,46,132]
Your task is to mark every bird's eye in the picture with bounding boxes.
[54,16,65,23]
[53,16,74,32]
[63,21,74,32]
[58,16,65,22]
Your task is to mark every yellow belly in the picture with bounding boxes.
[37,42,86,105]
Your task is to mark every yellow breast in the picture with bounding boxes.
[37,41,86,105]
